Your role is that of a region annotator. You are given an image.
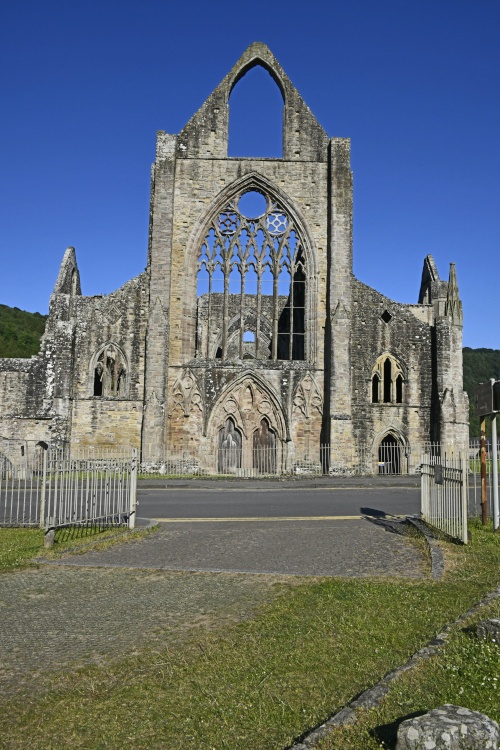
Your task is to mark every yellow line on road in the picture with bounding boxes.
[151,515,405,523]
[141,486,416,492]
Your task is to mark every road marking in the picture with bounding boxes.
[140,486,417,493]
[151,515,406,523]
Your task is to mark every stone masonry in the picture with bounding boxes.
[0,43,469,472]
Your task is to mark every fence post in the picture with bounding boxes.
[129,448,137,529]
[39,443,48,530]
[461,451,468,544]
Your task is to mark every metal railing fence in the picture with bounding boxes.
[468,438,500,518]
[0,444,137,531]
[421,450,468,543]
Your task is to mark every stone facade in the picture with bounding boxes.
[0,43,469,472]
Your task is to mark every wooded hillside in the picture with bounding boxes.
[463,347,500,437]
[0,304,47,358]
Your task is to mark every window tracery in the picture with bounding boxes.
[92,344,127,398]
[371,355,404,405]
[197,189,306,362]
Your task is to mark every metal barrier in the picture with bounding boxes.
[468,438,500,518]
[0,444,137,531]
[421,450,468,543]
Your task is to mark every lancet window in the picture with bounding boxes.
[196,190,306,361]
[371,355,404,405]
[92,344,127,397]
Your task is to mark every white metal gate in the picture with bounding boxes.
[420,451,468,543]
[0,443,137,531]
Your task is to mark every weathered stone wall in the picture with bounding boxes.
[350,279,434,469]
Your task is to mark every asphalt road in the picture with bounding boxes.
[137,483,421,521]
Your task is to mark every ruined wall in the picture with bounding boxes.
[350,279,434,470]
[67,273,148,450]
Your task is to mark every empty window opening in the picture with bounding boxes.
[396,374,403,403]
[371,354,405,406]
[218,418,242,473]
[383,358,392,403]
[93,345,127,397]
[253,418,276,474]
[381,310,392,324]
[378,434,402,475]
[228,64,284,158]
[197,189,307,362]
[238,191,267,218]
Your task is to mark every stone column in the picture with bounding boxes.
[327,138,355,470]
[141,132,176,463]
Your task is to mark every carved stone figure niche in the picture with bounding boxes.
[92,345,127,397]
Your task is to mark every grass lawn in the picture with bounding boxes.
[0,524,136,571]
[0,521,498,750]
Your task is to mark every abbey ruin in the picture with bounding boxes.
[0,43,469,474]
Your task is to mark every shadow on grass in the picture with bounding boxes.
[372,710,426,749]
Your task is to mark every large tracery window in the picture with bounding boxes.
[197,189,306,361]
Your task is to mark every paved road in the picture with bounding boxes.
[137,481,421,521]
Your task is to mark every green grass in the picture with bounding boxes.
[0,521,498,749]
[0,527,45,570]
[317,599,500,749]
[0,524,135,571]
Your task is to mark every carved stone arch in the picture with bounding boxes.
[176,43,328,161]
[205,370,288,442]
[371,351,408,380]
[190,171,319,364]
[226,52,286,104]
[370,351,407,404]
[218,308,273,360]
[189,171,318,279]
[372,427,409,475]
[293,372,323,420]
[90,342,128,398]
[171,368,203,418]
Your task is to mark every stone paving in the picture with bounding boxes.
[0,566,286,695]
[0,518,427,695]
[50,518,426,577]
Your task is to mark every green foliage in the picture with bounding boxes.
[463,347,500,437]
[0,303,47,358]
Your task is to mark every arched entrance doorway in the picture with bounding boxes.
[378,433,406,475]
[209,374,286,476]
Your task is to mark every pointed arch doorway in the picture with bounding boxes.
[377,433,408,475]
[210,375,285,476]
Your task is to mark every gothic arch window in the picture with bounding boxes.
[371,354,405,405]
[197,188,306,362]
[228,64,284,158]
[92,344,127,398]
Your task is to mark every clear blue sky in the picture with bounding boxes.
[1,0,498,348]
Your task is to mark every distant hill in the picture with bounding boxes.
[0,304,498,436]
[0,304,47,358]
[463,347,500,438]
